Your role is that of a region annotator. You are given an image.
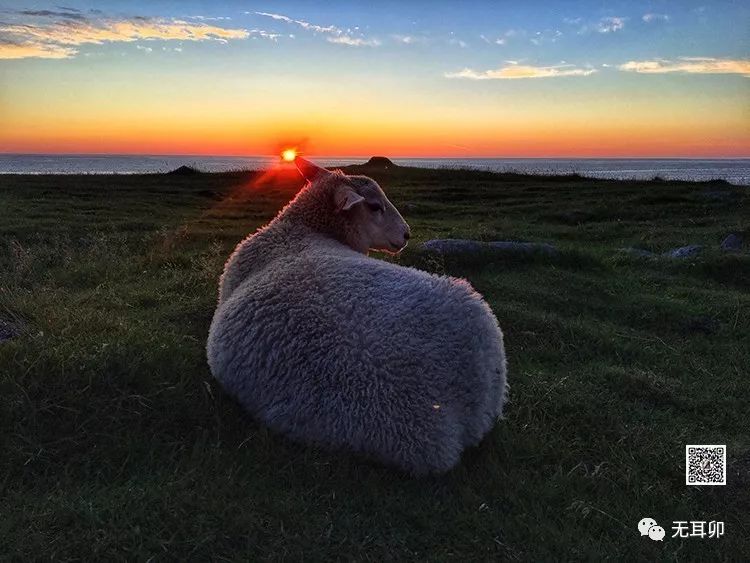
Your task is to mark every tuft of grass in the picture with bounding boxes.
[0,168,748,560]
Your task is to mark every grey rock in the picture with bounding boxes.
[486,241,558,255]
[720,233,743,252]
[0,319,19,343]
[663,245,703,258]
[421,239,558,256]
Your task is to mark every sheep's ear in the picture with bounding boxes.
[334,185,365,212]
[295,157,328,182]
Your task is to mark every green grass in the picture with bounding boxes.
[1,166,748,560]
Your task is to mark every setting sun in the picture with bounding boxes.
[281,149,297,162]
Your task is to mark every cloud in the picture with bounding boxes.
[135,44,152,52]
[445,63,597,80]
[530,29,562,45]
[186,15,232,22]
[642,13,670,23]
[480,34,503,45]
[0,38,76,59]
[595,17,626,33]
[448,38,467,48]
[393,34,427,45]
[0,11,251,59]
[479,29,520,46]
[254,12,338,34]
[248,29,283,41]
[17,9,86,20]
[327,35,380,47]
[1,19,249,45]
[619,57,750,76]
[254,11,378,47]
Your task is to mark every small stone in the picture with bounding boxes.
[720,233,743,252]
[0,319,19,343]
[663,245,703,258]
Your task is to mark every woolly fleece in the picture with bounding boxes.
[207,167,507,475]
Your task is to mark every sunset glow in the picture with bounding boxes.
[281,149,297,162]
[0,1,748,157]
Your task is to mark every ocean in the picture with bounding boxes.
[1,154,748,185]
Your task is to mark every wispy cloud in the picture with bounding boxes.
[0,9,251,59]
[642,13,670,23]
[445,62,596,80]
[248,29,284,41]
[16,9,86,21]
[0,38,76,59]
[328,35,380,47]
[253,12,338,34]
[479,34,505,45]
[393,34,427,45]
[595,17,626,33]
[448,38,467,48]
[619,57,750,76]
[254,11,378,47]
[185,15,232,22]
[530,29,562,45]
[570,16,626,34]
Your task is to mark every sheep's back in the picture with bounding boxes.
[206,242,506,473]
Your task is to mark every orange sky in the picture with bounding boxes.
[1,2,748,157]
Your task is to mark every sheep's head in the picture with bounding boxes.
[295,157,411,255]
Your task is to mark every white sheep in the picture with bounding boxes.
[207,157,507,475]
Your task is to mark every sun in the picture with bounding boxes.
[281,148,297,162]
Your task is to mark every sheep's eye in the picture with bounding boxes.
[367,202,384,213]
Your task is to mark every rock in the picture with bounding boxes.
[361,156,397,170]
[421,239,484,253]
[167,165,201,175]
[0,319,19,343]
[487,241,558,255]
[421,239,558,256]
[720,233,743,252]
[663,245,703,259]
[620,247,657,258]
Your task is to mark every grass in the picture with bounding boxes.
[0,165,748,560]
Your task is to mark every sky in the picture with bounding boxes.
[0,0,748,157]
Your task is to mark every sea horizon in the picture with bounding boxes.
[2,153,749,185]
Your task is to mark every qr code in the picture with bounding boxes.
[686,445,726,485]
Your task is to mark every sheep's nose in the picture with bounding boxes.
[403,230,411,241]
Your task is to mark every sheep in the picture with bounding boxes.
[206,157,507,475]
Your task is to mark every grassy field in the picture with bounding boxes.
[1,164,748,560]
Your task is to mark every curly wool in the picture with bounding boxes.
[207,172,507,475]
